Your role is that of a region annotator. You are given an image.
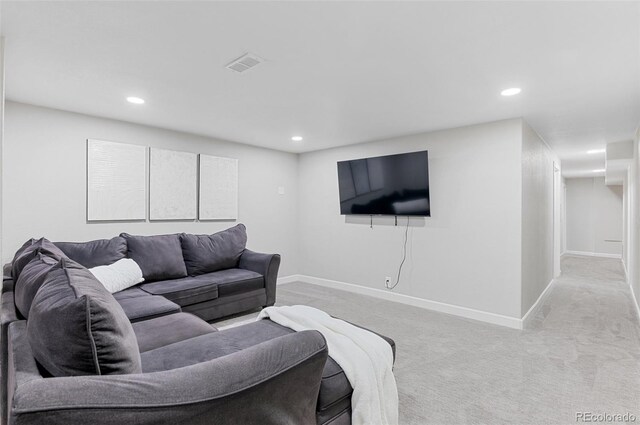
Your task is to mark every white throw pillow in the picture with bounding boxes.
[89,258,144,294]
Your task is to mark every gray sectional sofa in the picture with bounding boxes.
[0,225,396,425]
[55,224,281,322]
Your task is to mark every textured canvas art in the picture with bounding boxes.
[87,139,147,221]
[149,148,198,220]
[199,154,239,220]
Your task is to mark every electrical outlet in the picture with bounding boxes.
[385,277,391,286]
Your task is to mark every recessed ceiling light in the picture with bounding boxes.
[500,87,521,96]
[291,136,303,142]
[587,148,606,154]
[592,169,605,173]
[126,96,145,104]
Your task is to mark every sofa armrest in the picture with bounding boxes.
[8,321,327,425]
[3,283,21,378]
[1,285,18,325]
[2,284,19,425]
[239,250,281,306]
[3,263,13,283]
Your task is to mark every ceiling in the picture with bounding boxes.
[2,1,639,176]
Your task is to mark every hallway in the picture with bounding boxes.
[524,254,640,423]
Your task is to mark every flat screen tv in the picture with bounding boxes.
[337,150,430,216]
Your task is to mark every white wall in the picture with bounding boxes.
[554,161,562,278]
[565,177,623,257]
[565,179,595,253]
[627,127,640,316]
[0,38,4,265]
[4,105,564,325]
[521,122,556,316]
[0,0,5,264]
[561,177,567,254]
[298,119,523,319]
[3,102,300,276]
[623,173,628,269]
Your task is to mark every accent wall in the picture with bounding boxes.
[2,102,300,275]
[297,119,525,321]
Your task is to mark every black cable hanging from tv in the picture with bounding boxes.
[386,217,409,290]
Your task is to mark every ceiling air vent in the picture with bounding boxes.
[226,53,264,73]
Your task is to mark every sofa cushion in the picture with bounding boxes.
[27,259,142,377]
[112,287,149,300]
[140,319,286,371]
[55,236,127,268]
[11,238,37,280]
[181,288,266,322]
[180,224,247,276]
[140,319,353,413]
[121,233,188,282]
[14,253,59,318]
[117,295,181,323]
[208,268,264,297]
[318,406,351,425]
[132,312,217,352]
[140,275,219,307]
[11,237,67,281]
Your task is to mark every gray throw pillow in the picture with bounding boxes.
[55,236,127,268]
[27,258,142,377]
[180,224,248,276]
[120,233,188,282]
[14,253,59,319]
[11,237,67,281]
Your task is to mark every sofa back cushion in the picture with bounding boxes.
[14,253,59,318]
[27,258,142,377]
[11,237,67,281]
[55,237,127,268]
[120,233,188,282]
[180,224,247,276]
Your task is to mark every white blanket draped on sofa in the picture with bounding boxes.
[257,305,398,425]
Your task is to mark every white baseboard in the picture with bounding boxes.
[621,260,638,324]
[277,275,301,285]
[564,250,622,259]
[630,283,640,325]
[291,274,523,330]
[521,279,555,329]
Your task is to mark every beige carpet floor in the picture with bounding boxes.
[212,255,640,425]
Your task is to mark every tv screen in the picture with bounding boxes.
[337,150,430,216]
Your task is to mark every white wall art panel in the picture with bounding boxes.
[149,148,197,220]
[199,154,238,220]
[87,139,147,221]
